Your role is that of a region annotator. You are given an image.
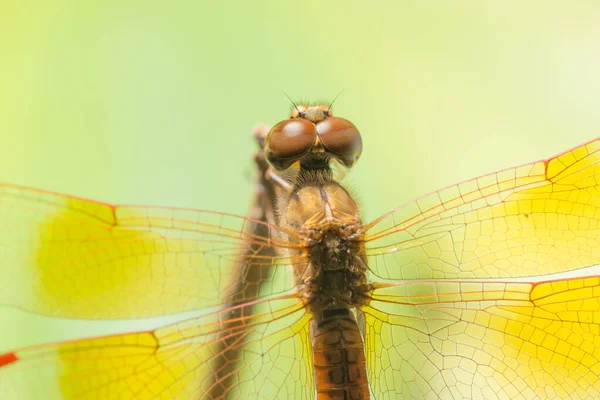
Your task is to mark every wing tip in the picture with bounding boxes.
[0,352,18,367]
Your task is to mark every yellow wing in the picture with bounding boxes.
[0,295,314,399]
[361,276,600,399]
[0,184,296,318]
[365,138,600,280]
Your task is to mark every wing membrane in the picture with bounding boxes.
[0,184,299,319]
[361,276,600,399]
[0,295,313,400]
[365,138,600,280]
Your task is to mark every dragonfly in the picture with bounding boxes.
[0,104,600,400]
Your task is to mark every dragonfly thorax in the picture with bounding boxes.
[301,225,360,271]
[281,182,368,312]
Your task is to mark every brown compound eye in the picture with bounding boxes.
[315,117,363,168]
[265,118,317,170]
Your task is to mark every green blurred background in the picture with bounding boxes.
[0,1,599,355]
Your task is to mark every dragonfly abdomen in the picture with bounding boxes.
[312,308,369,400]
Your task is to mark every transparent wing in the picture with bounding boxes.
[361,276,600,399]
[0,184,301,319]
[365,138,600,280]
[0,295,314,400]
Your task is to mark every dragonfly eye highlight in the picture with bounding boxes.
[316,117,363,168]
[265,119,318,170]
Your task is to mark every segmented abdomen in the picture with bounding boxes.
[312,309,370,400]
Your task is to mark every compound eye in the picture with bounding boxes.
[315,117,363,168]
[265,118,317,170]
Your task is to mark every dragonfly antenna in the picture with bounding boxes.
[328,89,345,111]
[282,91,301,115]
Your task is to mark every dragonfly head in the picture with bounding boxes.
[264,104,363,171]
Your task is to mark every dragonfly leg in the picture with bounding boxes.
[265,167,293,193]
[253,123,294,194]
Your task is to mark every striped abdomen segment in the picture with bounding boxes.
[312,309,369,400]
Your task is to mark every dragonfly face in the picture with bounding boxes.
[1,106,600,400]
[265,104,362,170]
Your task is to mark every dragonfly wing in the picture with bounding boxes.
[0,296,314,399]
[0,184,294,318]
[361,278,600,399]
[365,138,600,280]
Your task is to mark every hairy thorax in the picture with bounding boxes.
[280,181,369,316]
